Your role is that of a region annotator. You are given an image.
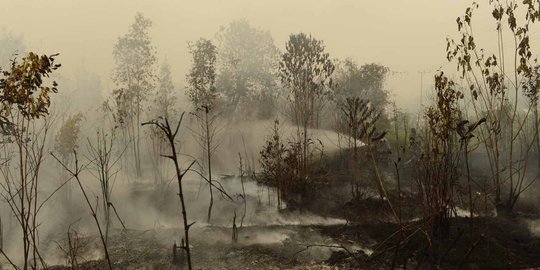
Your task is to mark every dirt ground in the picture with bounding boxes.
[44,162,540,270]
[45,210,540,270]
[47,224,368,270]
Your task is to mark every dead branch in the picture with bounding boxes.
[51,151,113,270]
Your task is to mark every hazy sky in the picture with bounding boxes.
[0,0,519,112]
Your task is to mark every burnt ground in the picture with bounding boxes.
[321,217,540,269]
[46,211,540,270]
[45,154,540,269]
[47,225,358,270]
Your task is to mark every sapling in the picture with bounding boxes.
[0,52,60,269]
[186,38,220,223]
[86,128,127,243]
[238,153,247,228]
[52,151,113,270]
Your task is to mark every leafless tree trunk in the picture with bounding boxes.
[191,106,221,223]
[0,115,52,269]
[238,153,247,228]
[142,113,196,270]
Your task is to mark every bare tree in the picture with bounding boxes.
[86,127,127,244]
[142,113,196,270]
[238,153,247,228]
[52,151,113,270]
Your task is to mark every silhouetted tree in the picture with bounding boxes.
[338,97,382,197]
[142,114,195,270]
[334,60,389,127]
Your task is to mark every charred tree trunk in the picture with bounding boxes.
[142,114,195,270]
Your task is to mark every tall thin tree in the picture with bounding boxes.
[186,38,220,222]
[279,33,334,178]
[112,13,157,177]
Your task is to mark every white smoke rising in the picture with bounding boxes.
[0,91,360,267]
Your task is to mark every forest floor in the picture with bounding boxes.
[46,206,540,270]
[47,224,361,270]
[44,161,540,269]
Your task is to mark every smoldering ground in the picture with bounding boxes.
[0,114,359,268]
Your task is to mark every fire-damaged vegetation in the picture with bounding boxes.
[2,1,540,269]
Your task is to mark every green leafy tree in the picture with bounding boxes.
[112,13,157,177]
[154,61,176,119]
[334,60,389,127]
[187,39,218,108]
[186,38,220,222]
[216,19,279,119]
[0,52,60,269]
[54,112,84,203]
[279,33,334,177]
[148,60,177,185]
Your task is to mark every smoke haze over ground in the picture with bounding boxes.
[2,1,540,269]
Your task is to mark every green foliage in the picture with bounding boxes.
[215,19,279,119]
[339,97,383,143]
[112,13,157,124]
[54,113,84,159]
[187,38,218,110]
[153,61,176,119]
[279,33,335,101]
[279,33,335,130]
[334,60,389,112]
[259,119,322,202]
[0,52,60,128]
